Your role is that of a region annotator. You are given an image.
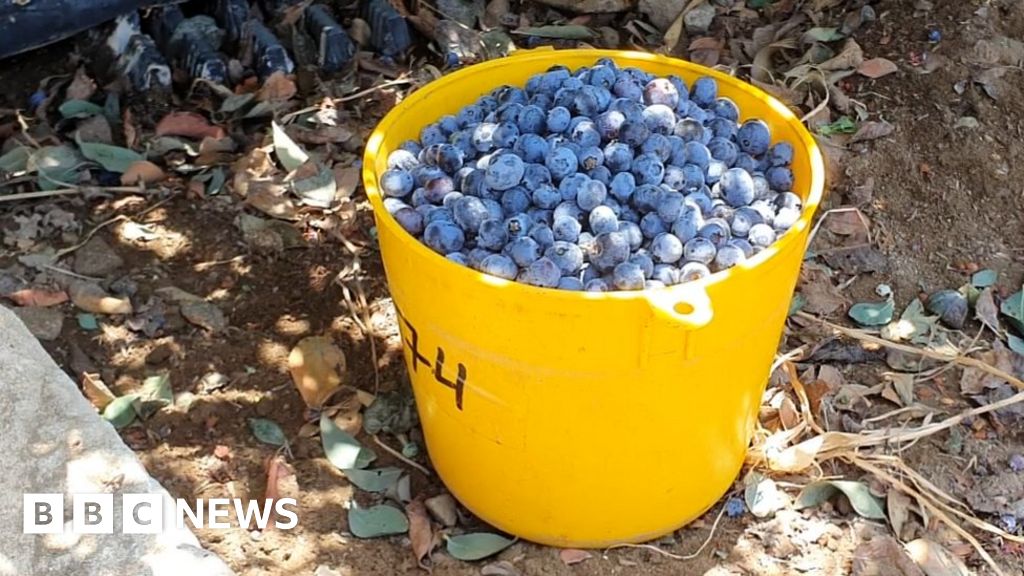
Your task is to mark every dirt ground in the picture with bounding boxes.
[2,0,1024,575]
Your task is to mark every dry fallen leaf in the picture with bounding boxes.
[334,165,360,199]
[559,549,592,565]
[820,38,864,71]
[857,57,898,78]
[120,160,167,185]
[825,209,869,237]
[247,183,301,220]
[851,121,894,143]
[66,67,97,101]
[81,372,117,410]
[288,336,346,409]
[69,281,133,315]
[852,535,925,576]
[155,111,226,140]
[800,267,848,315]
[265,455,297,528]
[5,287,68,307]
[257,71,298,102]
[904,539,970,576]
[406,499,434,571]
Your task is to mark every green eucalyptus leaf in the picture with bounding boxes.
[795,480,885,519]
[76,133,143,173]
[102,395,139,429]
[321,415,376,470]
[445,533,516,561]
[60,100,105,119]
[249,418,288,446]
[348,505,409,538]
[272,121,308,171]
[971,269,997,288]
[512,25,595,40]
[849,297,894,326]
[343,467,403,492]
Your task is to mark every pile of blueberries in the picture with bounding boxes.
[378,58,803,291]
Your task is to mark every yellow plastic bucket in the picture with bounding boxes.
[363,49,825,547]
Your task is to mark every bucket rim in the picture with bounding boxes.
[362,48,826,308]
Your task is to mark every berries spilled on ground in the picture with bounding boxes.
[380,62,803,290]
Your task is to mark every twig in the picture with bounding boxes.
[800,81,830,124]
[795,311,1024,390]
[194,255,246,272]
[339,272,381,395]
[372,435,432,477]
[55,192,178,259]
[331,78,414,104]
[40,264,102,282]
[806,207,873,249]
[0,184,150,204]
[0,189,80,202]
[606,502,728,560]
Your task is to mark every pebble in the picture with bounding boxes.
[638,0,687,30]
[180,300,227,332]
[146,343,174,365]
[72,237,124,277]
[424,493,458,527]
[12,306,64,340]
[684,1,716,35]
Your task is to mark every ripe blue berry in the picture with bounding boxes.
[736,119,771,156]
[423,220,465,254]
[518,257,561,288]
[651,233,684,263]
[480,254,518,280]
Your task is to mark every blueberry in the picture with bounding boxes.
[539,69,570,94]
[451,196,488,232]
[707,117,738,140]
[554,200,584,223]
[736,120,771,156]
[482,198,504,221]
[457,104,484,127]
[705,160,727,184]
[516,104,546,134]
[729,206,763,237]
[663,165,687,192]
[546,106,572,133]
[442,192,464,209]
[570,120,602,149]
[711,197,732,219]
[480,253,518,280]
[720,167,756,207]
[773,191,802,210]
[553,87,578,110]
[393,206,424,235]
[477,218,508,250]
[513,133,550,163]
[773,207,800,232]
[477,95,499,113]
[632,184,664,212]
[573,85,604,116]
[728,237,754,258]
[612,75,643,100]
[553,214,583,242]
[493,122,519,148]
[589,205,619,235]
[576,180,608,211]
[687,189,713,213]
[620,120,651,148]
[522,163,552,190]
[690,77,718,107]
[604,142,634,173]
[383,197,407,214]
[640,212,668,239]
[698,218,731,248]
[631,153,665,186]
[412,164,446,187]
[748,223,776,247]
[608,97,644,121]
[432,143,465,173]
[423,220,465,254]
[380,168,414,198]
[766,166,794,192]
[500,187,531,216]
[504,213,533,239]
[751,174,771,200]
[584,278,610,292]
[578,146,605,171]
[459,168,486,196]
[672,205,704,242]
[713,243,746,271]
[643,78,680,108]
[711,97,739,121]
[651,233,684,264]
[589,65,617,89]
[507,236,541,267]
[642,104,677,135]
[668,136,688,165]
[411,190,430,207]
[683,237,716,265]
[591,231,631,271]
[424,176,455,203]
[769,142,793,167]
[679,261,711,283]
[446,252,468,265]
[545,241,584,275]
[557,276,585,291]
[472,123,499,152]
[707,137,739,166]
[667,75,688,104]
[681,142,711,172]
[546,146,579,181]
[420,123,447,147]
[532,184,562,210]
[749,199,775,225]
[641,133,672,162]
[387,149,420,170]
[485,153,525,191]
[529,223,555,248]
[620,208,640,223]
[733,153,759,173]
[527,207,553,226]
[559,173,590,202]
[578,232,598,257]
[612,262,645,290]
[399,139,423,155]
[450,130,477,160]
[595,110,626,141]
[653,264,679,285]
[674,118,705,142]
[588,165,612,186]
[657,190,685,222]
[518,257,561,288]
[617,221,643,250]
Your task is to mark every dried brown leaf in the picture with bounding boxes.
[257,71,298,102]
[5,287,68,307]
[559,549,592,565]
[265,455,297,528]
[406,499,434,571]
[82,372,116,410]
[974,288,1001,335]
[904,539,970,576]
[69,281,132,315]
[120,160,166,185]
[66,68,97,101]
[246,183,300,220]
[155,112,226,140]
[333,165,360,199]
[851,121,894,143]
[800,268,848,315]
[288,336,346,409]
[819,38,864,71]
[858,57,898,79]
[852,536,925,576]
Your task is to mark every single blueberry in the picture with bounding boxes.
[570,120,602,149]
[617,221,643,250]
[698,218,732,248]
[518,257,561,288]
[736,119,771,156]
[529,223,555,249]
[651,233,684,264]
[553,214,583,243]
[480,253,518,280]
[393,206,424,236]
[713,243,746,271]
[643,78,680,108]
[387,149,420,171]
[687,188,714,213]
[707,137,739,166]
[380,168,414,198]
[578,146,605,171]
[545,241,584,275]
[398,139,423,155]
[657,190,686,222]
[728,237,754,258]
[612,75,643,100]
[773,207,800,232]
[588,165,612,186]
[679,261,712,282]
[748,223,776,247]
[584,278,610,292]
[674,118,705,143]
[769,142,794,167]
[683,237,717,265]
[554,200,585,223]
[423,220,465,254]
[653,263,679,285]
[420,123,447,147]
[477,218,508,250]
[500,186,531,216]
[589,205,619,235]
[557,276,584,291]
[612,262,645,290]
[619,120,651,149]
[642,104,677,136]
[507,236,541,267]
[720,167,756,207]
[631,153,665,186]
[729,206,763,237]
[513,133,550,164]
[591,231,631,271]
[690,76,718,107]
[576,180,608,211]
[766,166,794,192]
[734,153,759,173]
[532,184,562,210]
[452,196,490,233]
[711,97,739,121]
[546,146,580,181]
[485,153,525,191]
[672,205,704,243]
[632,184,664,212]
[559,173,590,202]
[707,117,738,140]
[640,212,668,239]
[641,133,673,162]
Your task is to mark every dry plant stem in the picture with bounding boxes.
[795,311,1024,391]
[331,78,414,104]
[0,189,79,202]
[784,361,824,434]
[606,503,727,561]
[339,277,381,394]
[806,207,873,249]
[40,264,101,282]
[853,456,1006,576]
[371,435,432,477]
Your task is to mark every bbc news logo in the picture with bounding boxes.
[23,494,298,534]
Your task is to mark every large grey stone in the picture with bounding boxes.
[638,0,686,31]
[73,237,124,277]
[0,304,234,576]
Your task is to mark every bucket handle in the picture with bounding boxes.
[645,282,714,331]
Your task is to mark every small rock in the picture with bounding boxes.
[313,566,342,576]
[684,1,716,35]
[424,493,458,527]
[198,371,229,394]
[532,0,635,14]
[146,343,174,365]
[11,306,64,340]
[76,115,114,144]
[180,300,227,332]
[638,0,685,31]
[73,237,124,277]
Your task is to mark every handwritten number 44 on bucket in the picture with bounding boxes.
[397,305,469,411]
